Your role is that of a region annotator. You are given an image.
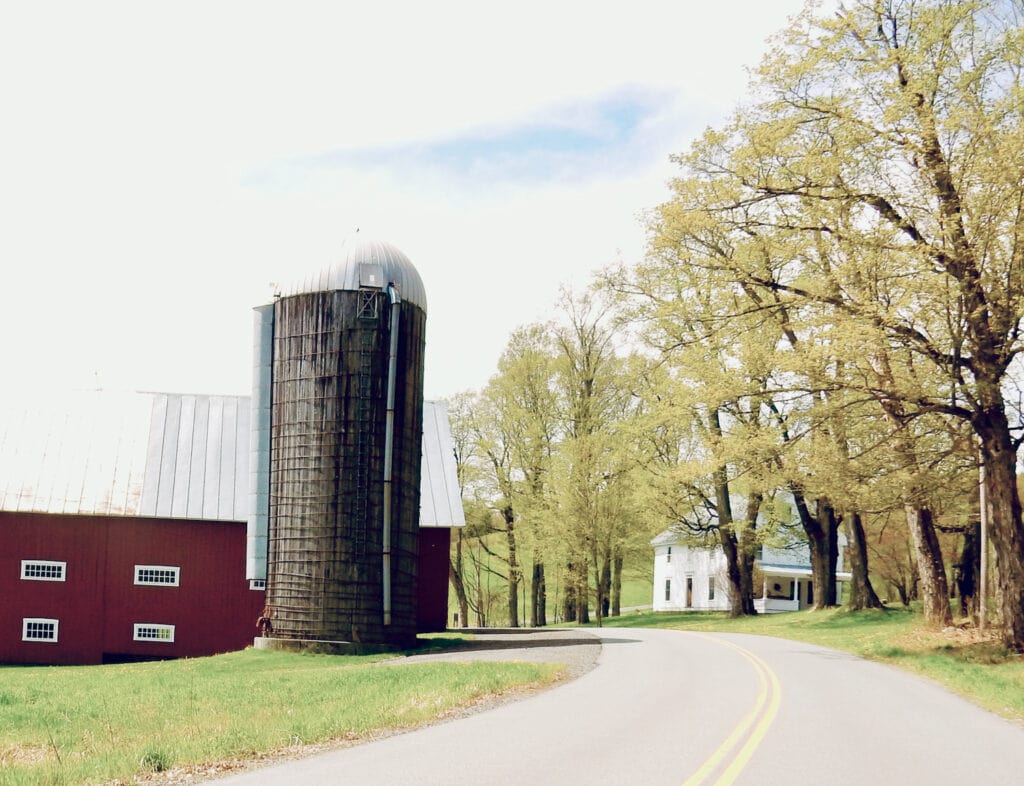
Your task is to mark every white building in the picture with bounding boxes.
[651,530,852,613]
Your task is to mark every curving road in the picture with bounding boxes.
[212,628,1024,785]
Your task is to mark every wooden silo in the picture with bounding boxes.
[263,238,426,649]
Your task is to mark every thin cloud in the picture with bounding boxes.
[245,88,695,191]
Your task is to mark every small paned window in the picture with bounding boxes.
[666,546,672,563]
[664,578,671,602]
[134,566,180,586]
[22,618,59,642]
[21,560,66,581]
[708,577,716,601]
[133,624,175,643]
[249,579,266,590]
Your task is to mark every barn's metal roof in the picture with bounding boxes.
[0,391,250,521]
[0,392,463,527]
[274,236,427,312]
[419,400,466,528]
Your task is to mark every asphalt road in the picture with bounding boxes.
[211,627,1024,785]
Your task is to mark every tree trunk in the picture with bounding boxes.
[905,505,952,626]
[739,538,757,614]
[599,554,612,619]
[474,574,486,627]
[845,512,883,610]
[977,412,1024,651]
[709,411,756,616]
[954,522,980,620]
[448,529,470,628]
[575,565,590,624]
[611,554,623,617]
[719,529,749,616]
[872,360,954,621]
[530,561,547,627]
[469,544,487,627]
[893,581,909,606]
[793,492,839,609]
[562,563,576,624]
[592,546,604,629]
[503,506,520,628]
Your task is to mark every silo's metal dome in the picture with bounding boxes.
[277,236,427,312]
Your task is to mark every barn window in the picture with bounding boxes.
[134,565,180,586]
[133,623,175,643]
[249,579,266,590]
[22,618,59,642]
[21,560,66,581]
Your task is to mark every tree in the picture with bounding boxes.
[549,289,642,626]
[446,391,484,628]
[470,327,560,627]
[609,193,876,611]
[652,0,1024,646]
[604,258,786,615]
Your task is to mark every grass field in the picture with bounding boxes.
[448,568,654,626]
[0,647,561,786]
[6,603,1021,785]
[601,606,1024,722]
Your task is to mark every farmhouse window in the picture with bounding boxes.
[21,560,66,581]
[666,546,672,563]
[133,623,175,643]
[664,578,671,601]
[22,618,59,642]
[134,565,180,586]
[708,577,716,601]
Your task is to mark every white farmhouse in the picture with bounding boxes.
[651,530,852,613]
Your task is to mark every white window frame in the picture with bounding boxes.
[134,565,180,587]
[249,579,266,590]
[20,560,67,582]
[22,618,59,642]
[133,623,175,643]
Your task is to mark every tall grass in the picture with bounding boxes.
[0,648,560,786]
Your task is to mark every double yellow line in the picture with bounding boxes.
[682,634,782,786]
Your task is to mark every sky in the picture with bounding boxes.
[0,1,811,402]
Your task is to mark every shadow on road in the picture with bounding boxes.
[415,629,605,655]
[406,628,637,656]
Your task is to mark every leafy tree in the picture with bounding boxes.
[450,327,560,627]
[548,289,643,625]
[640,0,1024,646]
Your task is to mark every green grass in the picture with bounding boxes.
[616,574,653,608]
[601,606,1024,721]
[0,646,561,786]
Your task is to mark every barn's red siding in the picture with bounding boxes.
[0,511,265,665]
[416,527,451,633]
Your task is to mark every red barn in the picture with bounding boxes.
[0,391,463,665]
